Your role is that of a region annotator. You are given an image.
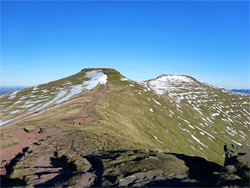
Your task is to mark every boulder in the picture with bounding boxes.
[216,144,250,187]
[224,144,250,167]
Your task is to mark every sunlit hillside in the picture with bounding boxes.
[0,68,249,187]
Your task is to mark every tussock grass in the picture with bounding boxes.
[0,131,19,148]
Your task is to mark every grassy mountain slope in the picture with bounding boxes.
[93,70,250,164]
[0,68,249,186]
[0,69,107,125]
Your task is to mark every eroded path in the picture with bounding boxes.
[0,128,47,175]
[0,83,108,176]
[75,84,107,125]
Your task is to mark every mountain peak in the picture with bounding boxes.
[154,74,196,83]
[147,74,200,95]
[80,68,120,74]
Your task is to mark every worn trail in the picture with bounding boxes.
[0,128,47,175]
[0,83,108,176]
[75,84,107,125]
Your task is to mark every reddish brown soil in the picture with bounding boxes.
[75,84,107,125]
[0,83,108,176]
[0,128,47,175]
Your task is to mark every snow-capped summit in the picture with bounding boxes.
[148,75,198,95]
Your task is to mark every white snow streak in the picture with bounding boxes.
[191,134,208,148]
[9,91,19,100]
[10,110,20,114]
[231,140,242,146]
[154,136,164,144]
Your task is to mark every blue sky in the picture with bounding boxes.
[1,1,249,89]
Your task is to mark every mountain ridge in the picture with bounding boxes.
[1,68,245,99]
[0,68,249,187]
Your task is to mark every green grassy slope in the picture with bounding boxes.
[93,69,250,164]
[0,68,249,166]
[0,70,103,125]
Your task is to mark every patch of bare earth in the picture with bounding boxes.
[75,84,107,125]
[0,128,47,175]
[0,83,108,187]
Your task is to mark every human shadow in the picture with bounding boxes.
[34,155,75,187]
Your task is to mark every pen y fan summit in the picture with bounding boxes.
[0,68,249,165]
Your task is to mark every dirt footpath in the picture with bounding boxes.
[0,128,46,175]
[0,83,108,176]
[75,84,107,125]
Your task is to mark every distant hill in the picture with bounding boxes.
[0,87,26,95]
[231,89,250,95]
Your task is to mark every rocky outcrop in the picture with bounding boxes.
[224,144,250,167]
[2,146,250,187]
[85,150,222,187]
[216,144,250,187]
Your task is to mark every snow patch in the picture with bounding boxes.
[149,75,195,95]
[154,136,164,144]
[231,140,242,146]
[120,77,129,81]
[212,113,220,117]
[56,85,83,104]
[83,70,108,90]
[188,124,195,129]
[191,134,208,148]
[0,119,12,126]
[25,70,108,112]
[152,98,162,105]
[10,110,20,114]
[32,90,68,112]
[9,91,19,100]
[19,103,35,108]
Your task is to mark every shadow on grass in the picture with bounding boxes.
[34,154,76,187]
[147,153,222,187]
[0,147,29,187]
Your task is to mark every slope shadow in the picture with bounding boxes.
[148,153,222,187]
[0,147,29,187]
[34,155,76,187]
[85,155,104,187]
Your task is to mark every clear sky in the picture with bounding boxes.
[1,0,249,89]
